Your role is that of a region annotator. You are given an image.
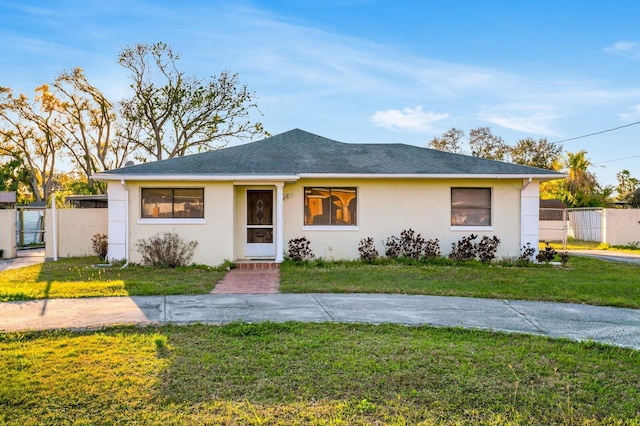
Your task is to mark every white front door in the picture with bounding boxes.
[245,189,275,258]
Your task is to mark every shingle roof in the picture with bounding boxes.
[98,128,563,178]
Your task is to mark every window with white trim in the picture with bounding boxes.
[451,188,491,226]
[304,187,357,226]
[141,188,204,219]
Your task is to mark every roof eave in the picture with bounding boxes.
[93,173,300,182]
[94,172,567,182]
[297,173,567,181]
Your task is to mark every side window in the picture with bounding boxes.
[304,187,357,226]
[141,188,204,218]
[451,188,491,226]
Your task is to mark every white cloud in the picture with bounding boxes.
[619,105,640,121]
[481,113,561,136]
[371,106,448,132]
[604,40,640,60]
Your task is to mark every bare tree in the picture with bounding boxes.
[0,86,63,202]
[428,127,465,153]
[468,127,509,161]
[118,42,268,161]
[52,68,133,191]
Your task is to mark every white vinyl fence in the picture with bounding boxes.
[568,208,603,242]
[563,208,640,246]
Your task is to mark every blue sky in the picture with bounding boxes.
[1,0,639,187]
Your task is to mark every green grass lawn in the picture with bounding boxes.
[280,256,640,308]
[1,323,638,425]
[0,256,227,302]
[2,255,639,308]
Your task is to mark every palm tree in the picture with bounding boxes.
[561,150,605,207]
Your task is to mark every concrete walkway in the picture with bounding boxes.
[1,294,639,350]
[0,248,45,272]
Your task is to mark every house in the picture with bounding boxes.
[93,129,564,266]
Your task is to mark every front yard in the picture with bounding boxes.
[2,323,639,425]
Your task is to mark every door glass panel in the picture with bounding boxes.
[247,190,274,244]
[247,190,273,226]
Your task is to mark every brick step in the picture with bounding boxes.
[234,261,280,270]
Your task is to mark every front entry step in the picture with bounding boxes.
[235,260,280,270]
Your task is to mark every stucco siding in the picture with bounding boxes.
[282,178,525,260]
[125,181,235,266]
[112,177,536,266]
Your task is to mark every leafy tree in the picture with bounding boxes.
[428,127,464,153]
[0,156,32,203]
[510,137,562,170]
[614,169,639,203]
[468,127,509,161]
[118,42,268,161]
[630,188,640,208]
[52,68,132,192]
[0,85,63,202]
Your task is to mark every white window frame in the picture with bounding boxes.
[450,187,494,231]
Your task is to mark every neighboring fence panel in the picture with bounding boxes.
[45,209,108,259]
[539,208,567,244]
[568,208,602,242]
[0,209,17,259]
[604,209,640,246]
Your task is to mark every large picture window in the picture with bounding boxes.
[451,188,491,226]
[304,187,357,226]
[141,188,204,219]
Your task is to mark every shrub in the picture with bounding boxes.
[136,231,198,268]
[476,235,501,263]
[536,242,557,264]
[398,229,424,260]
[287,237,314,262]
[423,238,441,259]
[384,235,401,259]
[449,234,478,261]
[358,237,379,263]
[91,233,109,262]
[518,242,536,263]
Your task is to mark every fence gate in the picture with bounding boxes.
[567,208,602,242]
[539,208,568,247]
[16,206,46,249]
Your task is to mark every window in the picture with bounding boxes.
[141,188,204,219]
[451,188,491,226]
[304,187,357,226]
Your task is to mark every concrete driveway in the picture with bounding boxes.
[567,249,640,264]
[2,294,639,350]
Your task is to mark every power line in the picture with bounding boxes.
[550,121,640,144]
[595,154,640,165]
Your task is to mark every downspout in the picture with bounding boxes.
[120,179,129,269]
